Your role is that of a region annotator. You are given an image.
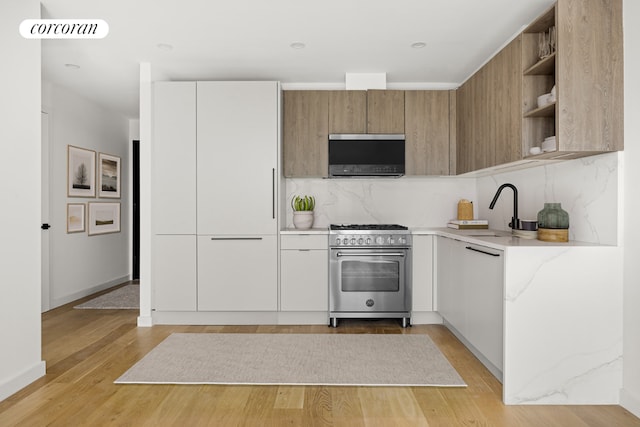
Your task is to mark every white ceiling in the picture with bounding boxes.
[40,0,555,119]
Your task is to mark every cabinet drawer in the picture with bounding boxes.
[281,234,328,250]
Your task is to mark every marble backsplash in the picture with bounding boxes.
[285,152,620,245]
[476,152,621,245]
[285,176,477,229]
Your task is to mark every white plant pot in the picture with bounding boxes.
[293,211,314,229]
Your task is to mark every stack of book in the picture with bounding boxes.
[447,219,489,230]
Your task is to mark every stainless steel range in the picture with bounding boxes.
[329,224,412,328]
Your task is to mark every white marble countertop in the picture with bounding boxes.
[280,227,329,235]
[411,227,613,250]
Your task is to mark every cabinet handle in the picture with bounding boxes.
[211,237,263,241]
[337,252,405,257]
[465,246,500,257]
[272,168,275,219]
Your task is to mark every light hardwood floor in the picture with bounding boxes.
[1,284,638,427]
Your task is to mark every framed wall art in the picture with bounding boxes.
[66,203,86,233]
[67,145,96,197]
[88,202,121,235]
[98,152,121,198]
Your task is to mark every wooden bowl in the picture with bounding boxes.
[537,228,568,242]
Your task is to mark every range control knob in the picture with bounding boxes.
[366,299,375,307]
[358,238,364,245]
[375,236,384,245]
[365,238,372,245]
[350,238,356,245]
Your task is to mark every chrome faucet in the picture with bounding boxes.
[489,183,520,231]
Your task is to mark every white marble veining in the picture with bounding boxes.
[503,246,623,404]
[285,176,476,228]
[417,229,622,404]
[286,152,620,246]
[476,152,620,245]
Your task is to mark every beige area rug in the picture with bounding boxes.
[115,333,466,387]
[74,284,139,309]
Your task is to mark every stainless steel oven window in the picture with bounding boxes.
[340,259,400,292]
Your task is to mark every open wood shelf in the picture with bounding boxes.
[524,102,555,118]
[524,52,556,76]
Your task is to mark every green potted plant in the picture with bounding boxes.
[291,195,315,229]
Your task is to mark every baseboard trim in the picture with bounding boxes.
[621,388,640,418]
[51,275,131,309]
[137,316,153,327]
[411,311,443,325]
[0,360,46,402]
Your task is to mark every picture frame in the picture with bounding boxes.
[88,202,121,235]
[67,145,96,198]
[66,203,86,233]
[98,152,121,198]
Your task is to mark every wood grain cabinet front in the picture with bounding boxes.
[521,0,623,158]
[405,90,454,176]
[366,90,405,134]
[456,0,623,174]
[284,89,454,177]
[282,90,329,178]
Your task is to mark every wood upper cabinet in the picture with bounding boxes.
[328,90,366,134]
[366,90,405,134]
[492,37,522,166]
[405,90,453,175]
[284,89,454,176]
[457,0,623,174]
[456,37,522,174]
[283,90,329,177]
[521,0,623,157]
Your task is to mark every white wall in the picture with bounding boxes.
[286,177,477,228]
[42,83,130,308]
[622,0,640,417]
[0,0,46,401]
[476,152,620,245]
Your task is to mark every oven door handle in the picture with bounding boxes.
[336,252,405,257]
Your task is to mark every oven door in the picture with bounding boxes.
[329,248,410,313]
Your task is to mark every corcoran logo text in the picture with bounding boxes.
[20,19,109,39]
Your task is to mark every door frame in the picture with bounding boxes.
[41,111,51,312]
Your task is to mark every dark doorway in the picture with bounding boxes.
[132,140,140,280]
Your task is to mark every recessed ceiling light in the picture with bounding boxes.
[157,43,174,51]
[290,42,306,49]
[411,42,427,49]
[64,63,80,69]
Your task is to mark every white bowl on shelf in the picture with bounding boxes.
[537,93,552,108]
[541,136,557,152]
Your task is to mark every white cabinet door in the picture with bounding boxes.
[437,236,504,373]
[281,249,328,311]
[196,81,279,235]
[463,243,504,371]
[436,237,465,334]
[412,235,434,312]
[197,235,278,311]
[154,235,197,311]
[153,82,196,234]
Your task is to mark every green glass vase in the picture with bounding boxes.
[537,203,569,229]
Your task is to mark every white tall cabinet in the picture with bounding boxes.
[196,81,279,312]
[152,81,280,315]
[152,82,197,311]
